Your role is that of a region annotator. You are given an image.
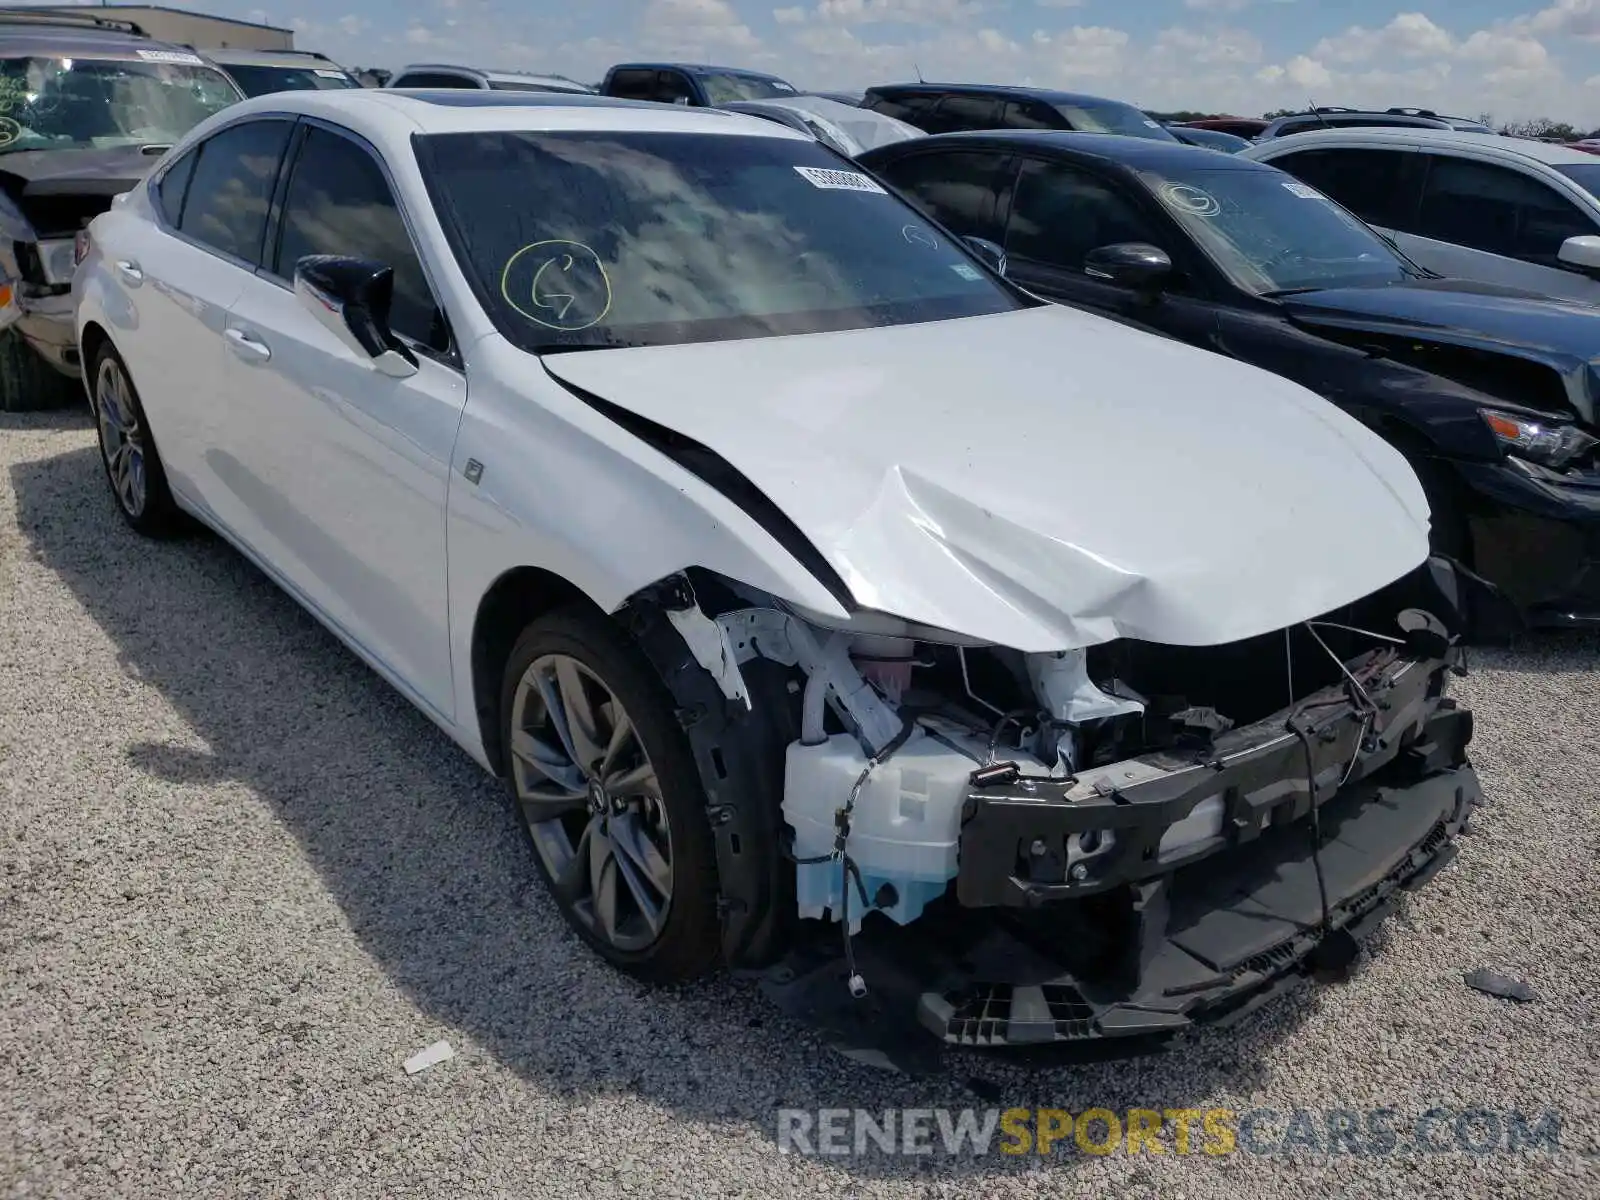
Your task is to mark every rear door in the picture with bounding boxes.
[1398,154,1600,302]
[111,117,294,516]
[219,120,465,714]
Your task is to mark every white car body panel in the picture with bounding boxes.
[1244,130,1600,304]
[543,305,1430,653]
[76,90,1431,777]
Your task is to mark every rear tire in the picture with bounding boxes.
[88,342,184,537]
[0,327,78,412]
[500,605,722,983]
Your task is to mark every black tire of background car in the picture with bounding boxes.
[88,342,185,537]
[500,605,723,983]
[0,327,80,412]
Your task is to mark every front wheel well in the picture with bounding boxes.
[79,321,110,373]
[470,567,599,776]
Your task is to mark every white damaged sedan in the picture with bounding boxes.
[74,90,1485,1060]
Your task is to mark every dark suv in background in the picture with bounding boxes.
[600,62,798,106]
[0,10,239,411]
[861,83,1178,141]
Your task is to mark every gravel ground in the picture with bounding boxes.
[2,409,1597,1199]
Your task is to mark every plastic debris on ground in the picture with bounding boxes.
[403,1039,456,1074]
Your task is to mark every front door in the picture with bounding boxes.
[219,121,466,717]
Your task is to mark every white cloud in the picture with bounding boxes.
[1525,0,1600,40]
[1182,0,1253,12]
[813,0,989,23]
[773,5,808,22]
[1155,26,1264,66]
[1282,53,1333,89]
[642,0,760,50]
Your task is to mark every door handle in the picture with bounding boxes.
[225,327,271,362]
[115,260,143,286]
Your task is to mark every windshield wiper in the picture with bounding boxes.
[536,341,646,355]
[1259,286,1327,298]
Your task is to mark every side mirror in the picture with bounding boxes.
[294,255,418,378]
[962,236,1008,276]
[1557,234,1600,277]
[1084,242,1174,293]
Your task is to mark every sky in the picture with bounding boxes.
[30,0,1600,124]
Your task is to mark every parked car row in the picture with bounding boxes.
[1,17,1588,1065]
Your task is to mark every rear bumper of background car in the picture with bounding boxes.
[18,293,82,378]
[1456,457,1600,626]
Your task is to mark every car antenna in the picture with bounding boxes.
[1310,98,1332,128]
[914,61,924,83]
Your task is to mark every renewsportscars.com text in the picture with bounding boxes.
[776,1106,1570,1159]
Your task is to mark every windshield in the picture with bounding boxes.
[223,63,358,97]
[696,72,796,103]
[418,130,1020,352]
[0,55,238,153]
[1056,101,1177,141]
[1142,166,1413,294]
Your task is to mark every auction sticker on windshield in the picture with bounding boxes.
[794,166,887,194]
[1282,181,1324,199]
[136,49,205,65]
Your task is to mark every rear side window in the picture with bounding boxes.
[926,94,1002,134]
[1001,100,1059,130]
[154,147,197,226]
[864,92,937,128]
[656,71,696,104]
[177,119,293,265]
[273,126,448,352]
[874,149,1011,242]
[1416,156,1598,265]
[1268,147,1415,228]
[394,72,475,88]
[607,69,659,101]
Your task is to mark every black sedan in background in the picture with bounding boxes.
[858,132,1600,628]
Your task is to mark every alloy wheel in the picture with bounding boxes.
[510,653,675,953]
[95,356,147,519]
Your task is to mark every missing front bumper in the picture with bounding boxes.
[758,649,1478,1068]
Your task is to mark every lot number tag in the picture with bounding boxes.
[794,166,887,194]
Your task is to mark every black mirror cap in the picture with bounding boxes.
[294,254,399,357]
[1085,242,1174,290]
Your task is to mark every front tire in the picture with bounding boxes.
[500,605,722,983]
[88,342,183,537]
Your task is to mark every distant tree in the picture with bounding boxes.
[1262,108,1299,119]
[1503,116,1580,141]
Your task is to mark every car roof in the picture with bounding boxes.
[873,129,1270,171]
[1250,126,1599,165]
[864,83,1138,107]
[204,48,349,70]
[0,26,163,56]
[196,88,809,144]
[609,62,789,81]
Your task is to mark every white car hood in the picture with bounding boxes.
[543,305,1431,652]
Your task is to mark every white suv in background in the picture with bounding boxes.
[1244,129,1600,305]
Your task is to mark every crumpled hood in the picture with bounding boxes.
[1283,282,1600,423]
[544,305,1431,651]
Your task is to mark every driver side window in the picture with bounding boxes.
[1005,158,1169,276]
[271,125,450,355]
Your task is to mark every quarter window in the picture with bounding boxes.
[273,125,448,353]
[1416,156,1597,265]
[176,119,293,265]
[1005,158,1165,272]
[864,92,938,129]
[154,147,197,226]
